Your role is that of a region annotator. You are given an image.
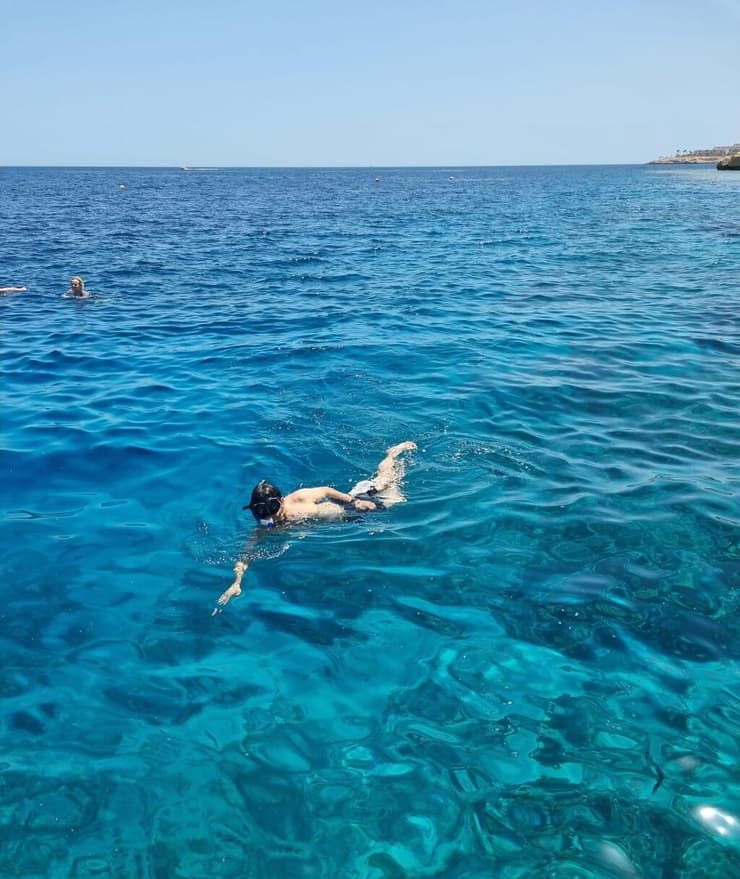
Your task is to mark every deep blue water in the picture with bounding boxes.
[1,164,739,878]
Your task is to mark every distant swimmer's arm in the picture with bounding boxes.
[0,286,28,294]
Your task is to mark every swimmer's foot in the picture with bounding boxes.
[373,441,417,503]
[387,441,416,458]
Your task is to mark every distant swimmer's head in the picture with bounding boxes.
[70,276,86,296]
[244,480,283,528]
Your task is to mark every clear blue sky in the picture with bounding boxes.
[3,0,738,166]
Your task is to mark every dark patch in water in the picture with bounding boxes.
[9,711,45,735]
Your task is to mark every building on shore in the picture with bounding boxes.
[650,143,740,164]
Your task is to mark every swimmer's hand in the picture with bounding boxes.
[212,562,246,615]
[213,583,241,613]
[352,499,376,511]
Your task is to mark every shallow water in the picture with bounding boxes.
[1,165,739,878]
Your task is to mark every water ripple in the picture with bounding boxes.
[1,165,738,877]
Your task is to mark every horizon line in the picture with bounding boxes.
[2,161,656,170]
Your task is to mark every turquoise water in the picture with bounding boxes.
[1,164,739,878]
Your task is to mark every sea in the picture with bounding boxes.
[1,164,738,878]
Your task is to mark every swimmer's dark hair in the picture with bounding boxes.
[243,480,283,516]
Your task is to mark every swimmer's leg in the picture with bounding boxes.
[370,441,416,506]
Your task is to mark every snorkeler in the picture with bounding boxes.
[64,276,91,298]
[213,441,417,613]
[0,285,28,295]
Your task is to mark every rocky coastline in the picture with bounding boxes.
[716,154,740,170]
[650,155,721,164]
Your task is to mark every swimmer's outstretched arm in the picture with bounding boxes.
[213,533,259,614]
[213,559,249,614]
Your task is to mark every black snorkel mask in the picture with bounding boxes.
[244,496,281,528]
